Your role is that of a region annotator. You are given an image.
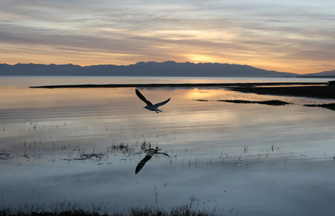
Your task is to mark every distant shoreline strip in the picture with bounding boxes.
[30,82,326,89]
[30,82,335,99]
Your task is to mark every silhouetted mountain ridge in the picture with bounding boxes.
[0,61,329,77]
[302,69,335,77]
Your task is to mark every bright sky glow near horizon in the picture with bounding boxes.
[0,0,334,74]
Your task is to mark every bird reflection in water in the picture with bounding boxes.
[135,147,170,174]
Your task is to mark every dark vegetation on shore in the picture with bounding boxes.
[304,103,335,111]
[218,99,291,106]
[30,82,325,89]
[196,99,291,106]
[30,82,335,100]
[217,99,290,106]
[229,84,335,99]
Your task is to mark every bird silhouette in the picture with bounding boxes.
[135,147,170,174]
[135,89,170,113]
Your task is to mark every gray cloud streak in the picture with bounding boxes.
[1,0,334,73]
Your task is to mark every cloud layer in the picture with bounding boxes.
[1,0,334,73]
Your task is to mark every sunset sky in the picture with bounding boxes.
[1,0,334,74]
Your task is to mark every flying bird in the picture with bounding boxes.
[135,147,170,174]
[135,89,170,113]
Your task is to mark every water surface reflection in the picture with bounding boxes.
[1,81,335,215]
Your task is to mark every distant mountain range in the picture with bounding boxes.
[300,69,335,77]
[0,61,334,77]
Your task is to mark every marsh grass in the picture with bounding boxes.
[0,203,216,216]
[140,141,152,150]
[0,152,12,160]
[0,196,217,216]
[107,142,135,155]
[108,142,129,151]
[3,141,156,163]
[73,153,108,161]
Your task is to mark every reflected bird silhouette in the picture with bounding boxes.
[135,147,170,174]
[135,89,171,113]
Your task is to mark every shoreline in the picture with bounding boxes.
[30,82,326,89]
[30,82,335,99]
[229,84,335,99]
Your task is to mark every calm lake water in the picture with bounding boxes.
[0,76,335,215]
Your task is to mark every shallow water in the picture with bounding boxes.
[1,77,335,215]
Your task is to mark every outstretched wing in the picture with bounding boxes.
[154,98,170,108]
[135,89,153,106]
[135,155,152,174]
[160,152,170,157]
